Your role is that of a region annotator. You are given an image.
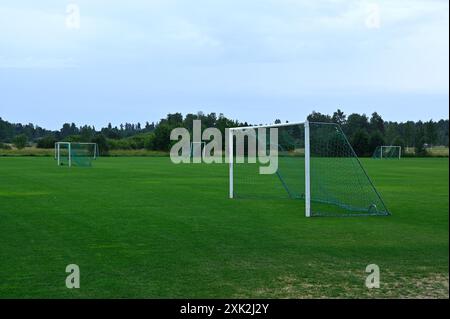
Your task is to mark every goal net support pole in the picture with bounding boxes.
[229,128,234,199]
[68,143,72,167]
[57,143,60,166]
[304,120,311,217]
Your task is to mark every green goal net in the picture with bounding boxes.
[56,142,98,167]
[372,146,401,159]
[230,122,389,217]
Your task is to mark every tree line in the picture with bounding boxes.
[0,110,448,157]
[306,110,448,156]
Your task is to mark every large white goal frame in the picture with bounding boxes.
[55,142,98,167]
[228,121,312,217]
[228,120,389,218]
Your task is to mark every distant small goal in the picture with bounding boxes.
[55,142,99,167]
[372,146,401,160]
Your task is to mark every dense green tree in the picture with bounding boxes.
[370,112,385,134]
[91,134,109,155]
[415,137,428,157]
[166,113,183,127]
[307,111,332,123]
[384,123,400,145]
[391,136,406,149]
[60,123,79,138]
[64,135,82,142]
[203,113,218,128]
[153,124,172,151]
[424,120,438,146]
[36,135,57,148]
[0,110,448,156]
[368,131,385,154]
[144,121,155,132]
[402,121,416,147]
[436,119,449,147]
[13,134,27,149]
[415,121,425,146]
[0,117,14,141]
[332,109,346,126]
[80,125,95,141]
[101,123,121,139]
[345,113,369,138]
[351,129,370,157]
[144,133,156,150]
[183,113,198,132]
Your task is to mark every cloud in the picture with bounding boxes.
[0,0,447,107]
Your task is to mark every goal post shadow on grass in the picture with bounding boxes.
[228,121,390,218]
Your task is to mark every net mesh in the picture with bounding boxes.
[71,143,96,167]
[372,146,401,159]
[232,122,389,217]
[57,143,97,167]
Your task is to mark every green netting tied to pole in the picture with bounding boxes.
[230,122,390,217]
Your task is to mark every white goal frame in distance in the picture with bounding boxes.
[55,142,98,167]
[228,121,311,217]
[379,145,402,159]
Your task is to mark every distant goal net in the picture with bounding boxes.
[372,146,401,159]
[55,142,98,167]
[229,121,390,217]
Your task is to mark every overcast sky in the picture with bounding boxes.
[0,0,448,129]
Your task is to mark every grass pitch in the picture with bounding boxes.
[0,157,448,298]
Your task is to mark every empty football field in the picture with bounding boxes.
[0,157,448,298]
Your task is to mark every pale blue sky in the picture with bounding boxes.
[0,0,448,129]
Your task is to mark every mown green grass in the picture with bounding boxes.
[0,157,448,298]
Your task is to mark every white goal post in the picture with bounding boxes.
[55,142,71,167]
[228,120,389,218]
[229,121,311,215]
